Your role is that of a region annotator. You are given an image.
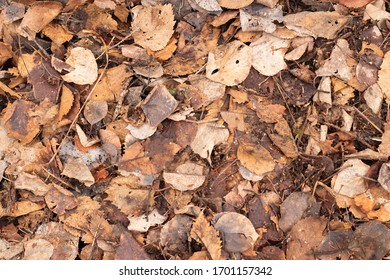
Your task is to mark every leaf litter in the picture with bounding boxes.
[1,0,390,260]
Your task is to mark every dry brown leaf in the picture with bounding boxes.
[115,230,151,260]
[256,0,279,8]
[0,43,12,66]
[0,201,45,217]
[336,0,375,8]
[23,238,54,260]
[132,4,175,51]
[163,162,206,191]
[284,11,350,39]
[213,212,259,253]
[91,64,132,102]
[18,1,62,40]
[190,212,222,260]
[188,0,222,14]
[45,184,78,215]
[141,84,178,127]
[61,157,95,187]
[237,143,275,177]
[378,51,390,104]
[189,75,226,105]
[164,24,219,76]
[0,2,25,24]
[279,192,314,232]
[2,100,40,144]
[14,172,50,197]
[218,0,254,9]
[105,175,153,216]
[42,24,73,46]
[268,119,299,159]
[190,122,229,163]
[84,100,108,125]
[378,163,390,193]
[160,214,193,259]
[206,40,252,86]
[128,209,167,232]
[85,4,118,33]
[286,216,327,260]
[58,85,74,122]
[240,4,283,33]
[61,47,98,85]
[332,159,369,198]
[251,33,290,76]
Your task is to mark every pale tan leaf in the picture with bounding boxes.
[237,143,275,177]
[206,40,252,86]
[61,157,95,187]
[62,47,98,85]
[190,212,222,260]
[132,4,175,51]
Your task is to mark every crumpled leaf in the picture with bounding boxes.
[213,212,259,253]
[239,4,283,33]
[190,212,222,260]
[163,162,206,191]
[332,159,370,198]
[62,47,98,85]
[363,84,383,114]
[160,214,193,259]
[206,40,252,86]
[132,4,175,51]
[336,0,375,8]
[251,33,290,76]
[284,11,350,39]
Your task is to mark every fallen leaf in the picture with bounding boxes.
[213,212,259,253]
[128,209,167,232]
[218,0,254,9]
[332,159,369,198]
[237,143,275,177]
[190,122,229,163]
[84,100,108,125]
[188,0,222,14]
[115,230,151,260]
[0,239,24,260]
[190,212,222,260]
[14,172,50,197]
[62,47,98,85]
[18,1,62,40]
[105,176,153,216]
[336,0,375,8]
[44,184,78,215]
[23,238,54,260]
[240,4,283,33]
[163,162,206,191]
[251,33,290,76]
[279,192,314,232]
[284,11,350,39]
[61,156,95,187]
[160,215,193,259]
[363,84,383,114]
[378,51,390,104]
[141,84,178,127]
[378,163,390,193]
[206,40,252,86]
[286,216,327,259]
[131,4,175,51]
